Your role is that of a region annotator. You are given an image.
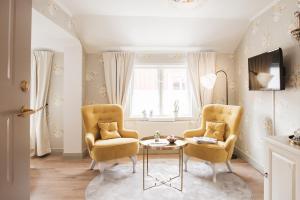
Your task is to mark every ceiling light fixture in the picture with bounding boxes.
[169,0,206,8]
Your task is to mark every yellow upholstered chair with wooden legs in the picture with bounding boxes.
[183,104,243,182]
[81,104,139,173]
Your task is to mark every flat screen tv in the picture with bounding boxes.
[248,48,285,91]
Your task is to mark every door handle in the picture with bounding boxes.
[16,106,35,117]
[16,104,48,117]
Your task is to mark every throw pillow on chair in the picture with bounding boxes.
[98,121,121,140]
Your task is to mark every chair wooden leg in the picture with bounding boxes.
[212,163,217,183]
[204,161,210,166]
[129,155,137,173]
[183,154,190,172]
[97,162,105,174]
[226,160,233,173]
[89,160,96,170]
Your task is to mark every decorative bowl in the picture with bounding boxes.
[166,135,177,144]
[289,135,300,146]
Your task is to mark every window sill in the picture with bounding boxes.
[125,117,198,122]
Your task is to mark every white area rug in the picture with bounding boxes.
[86,159,252,200]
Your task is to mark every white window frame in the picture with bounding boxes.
[126,63,198,121]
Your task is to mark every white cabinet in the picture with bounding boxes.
[264,136,300,200]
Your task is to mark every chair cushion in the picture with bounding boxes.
[184,138,228,163]
[98,121,121,140]
[91,138,139,161]
[94,138,138,148]
[204,121,225,141]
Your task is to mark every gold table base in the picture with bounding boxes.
[142,147,184,191]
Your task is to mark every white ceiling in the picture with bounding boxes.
[59,0,275,19]
[56,0,277,53]
[73,15,248,53]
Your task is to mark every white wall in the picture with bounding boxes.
[124,121,198,137]
[63,44,84,155]
[234,0,300,170]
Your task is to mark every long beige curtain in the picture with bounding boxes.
[187,52,216,109]
[30,50,53,156]
[103,52,135,106]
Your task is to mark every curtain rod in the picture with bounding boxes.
[32,48,54,52]
[100,46,215,53]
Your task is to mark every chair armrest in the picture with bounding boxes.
[85,133,95,151]
[224,134,237,152]
[183,129,206,138]
[119,129,139,139]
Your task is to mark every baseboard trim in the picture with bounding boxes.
[234,147,264,174]
[51,148,63,154]
[63,149,88,159]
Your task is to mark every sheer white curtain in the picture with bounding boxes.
[30,50,53,156]
[187,52,216,109]
[103,52,135,107]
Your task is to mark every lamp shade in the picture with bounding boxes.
[200,73,217,89]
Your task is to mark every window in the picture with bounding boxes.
[128,64,194,118]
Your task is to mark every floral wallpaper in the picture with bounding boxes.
[84,53,236,106]
[32,0,77,38]
[234,0,300,168]
[84,53,236,136]
[47,52,64,150]
[85,54,108,105]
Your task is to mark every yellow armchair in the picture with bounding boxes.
[81,104,139,173]
[183,104,243,182]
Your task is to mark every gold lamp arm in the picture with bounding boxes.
[216,70,229,105]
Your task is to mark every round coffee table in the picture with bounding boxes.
[139,136,187,191]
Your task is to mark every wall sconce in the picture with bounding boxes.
[291,11,300,41]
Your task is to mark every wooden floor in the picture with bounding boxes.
[30,154,263,200]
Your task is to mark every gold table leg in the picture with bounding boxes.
[143,147,145,190]
[142,147,184,191]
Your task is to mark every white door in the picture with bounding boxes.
[0,0,32,199]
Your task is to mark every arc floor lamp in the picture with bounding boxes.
[200,70,229,105]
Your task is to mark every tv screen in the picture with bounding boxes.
[248,48,285,91]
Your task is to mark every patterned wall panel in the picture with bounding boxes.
[234,0,300,167]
